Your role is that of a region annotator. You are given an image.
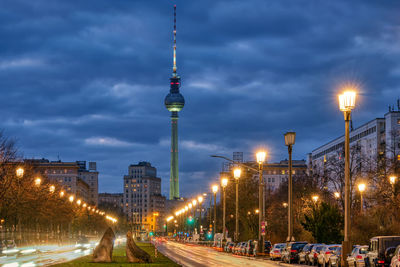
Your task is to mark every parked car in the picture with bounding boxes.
[328,247,342,267]
[264,241,272,255]
[227,242,236,253]
[245,240,258,256]
[240,242,248,255]
[282,241,308,263]
[347,245,368,267]
[365,236,400,267]
[390,245,400,267]
[317,245,341,267]
[270,243,286,260]
[299,244,315,265]
[233,243,242,254]
[308,244,325,266]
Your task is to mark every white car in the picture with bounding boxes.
[347,245,368,267]
[317,245,341,267]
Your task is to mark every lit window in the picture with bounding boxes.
[398,155,400,161]
[281,170,285,175]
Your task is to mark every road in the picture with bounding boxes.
[157,241,283,267]
[0,243,96,267]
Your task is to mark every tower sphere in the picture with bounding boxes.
[165,92,185,112]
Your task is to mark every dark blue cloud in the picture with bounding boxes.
[0,0,399,197]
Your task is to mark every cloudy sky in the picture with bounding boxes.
[1,0,399,197]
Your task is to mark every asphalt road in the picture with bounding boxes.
[157,241,285,267]
[0,243,95,267]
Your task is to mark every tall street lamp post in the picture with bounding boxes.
[198,196,203,235]
[358,183,366,214]
[284,131,296,242]
[338,90,356,267]
[233,168,241,242]
[221,177,228,242]
[212,185,218,238]
[256,151,266,253]
[389,175,397,200]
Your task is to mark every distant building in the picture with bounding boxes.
[310,108,400,174]
[99,193,123,210]
[24,158,99,205]
[77,161,99,206]
[123,162,166,235]
[221,153,308,191]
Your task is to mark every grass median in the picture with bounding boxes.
[53,242,180,267]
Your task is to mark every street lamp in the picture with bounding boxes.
[69,195,74,203]
[49,185,55,193]
[283,202,288,208]
[334,192,340,199]
[358,183,366,213]
[34,177,41,187]
[284,131,296,242]
[77,199,82,206]
[198,196,203,235]
[389,175,397,199]
[16,167,24,178]
[338,89,356,267]
[221,177,228,242]
[312,195,319,203]
[233,167,241,242]
[256,150,266,253]
[212,184,218,237]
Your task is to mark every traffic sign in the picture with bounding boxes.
[261,221,266,236]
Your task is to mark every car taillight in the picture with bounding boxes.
[356,255,362,260]
[378,260,385,264]
[291,250,297,253]
[325,251,331,255]
[274,250,280,253]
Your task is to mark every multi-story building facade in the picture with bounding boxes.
[98,193,123,210]
[310,109,400,174]
[123,162,166,236]
[77,161,99,206]
[25,159,98,205]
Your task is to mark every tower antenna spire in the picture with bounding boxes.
[172,5,177,77]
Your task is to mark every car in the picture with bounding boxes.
[245,240,257,256]
[347,245,368,267]
[227,242,235,252]
[365,236,400,267]
[308,244,325,266]
[1,240,19,256]
[318,245,341,267]
[270,243,287,260]
[283,241,308,263]
[240,242,248,255]
[75,236,91,249]
[299,244,315,265]
[264,241,272,255]
[232,242,242,254]
[390,245,400,267]
[234,242,246,255]
[328,247,342,267]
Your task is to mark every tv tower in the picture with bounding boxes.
[165,5,184,200]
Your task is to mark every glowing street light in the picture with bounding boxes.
[16,167,24,178]
[212,184,218,238]
[358,183,366,213]
[334,192,340,199]
[77,199,82,206]
[338,88,356,266]
[34,177,41,186]
[49,185,55,193]
[69,196,74,203]
[283,202,288,208]
[221,177,228,241]
[60,191,65,197]
[389,175,397,185]
[312,195,319,203]
[198,195,204,234]
[192,199,197,206]
[256,150,266,252]
[233,167,241,242]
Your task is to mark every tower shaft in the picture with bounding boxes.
[169,111,179,199]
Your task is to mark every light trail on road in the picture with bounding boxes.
[0,243,95,267]
[157,241,282,267]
